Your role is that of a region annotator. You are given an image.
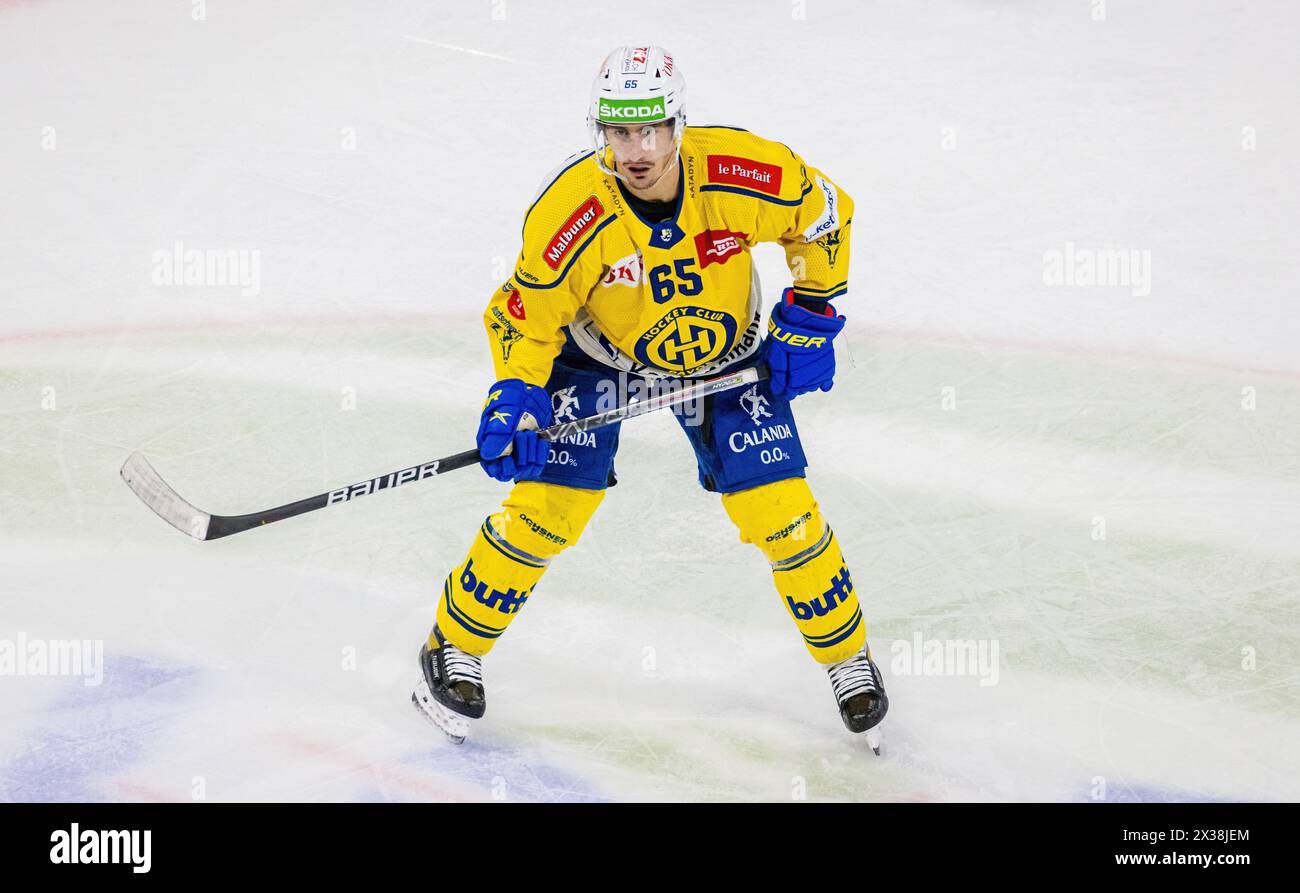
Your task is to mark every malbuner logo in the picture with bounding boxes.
[598,97,666,122]
[544,197,604,270]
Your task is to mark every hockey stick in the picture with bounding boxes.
[121,363,770,541]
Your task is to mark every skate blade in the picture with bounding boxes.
[865,726,882,756]
[411,679,470,745]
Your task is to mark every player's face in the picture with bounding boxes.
[602,121,676,188]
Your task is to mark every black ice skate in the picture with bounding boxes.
[826,645,889,754]
[411,625,485,744]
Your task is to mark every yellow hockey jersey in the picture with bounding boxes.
[483,125,853,385]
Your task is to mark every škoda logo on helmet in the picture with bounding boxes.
[598,97,666,121]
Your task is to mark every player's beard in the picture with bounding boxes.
[619,153,676,195]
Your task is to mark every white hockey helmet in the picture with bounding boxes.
[587,45,686,179]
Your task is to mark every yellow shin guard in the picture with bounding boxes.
[722,478,866,665]
[435,481,604,657]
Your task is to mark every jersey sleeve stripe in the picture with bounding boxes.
[700,182,813,206]
[793,286,848,302]
[791,280,849,295]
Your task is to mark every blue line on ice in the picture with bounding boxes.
[389,740,610,804]
[0,655,200,802]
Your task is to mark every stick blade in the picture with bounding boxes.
[120,451,211,540]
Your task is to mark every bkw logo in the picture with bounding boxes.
[786,567,853,619]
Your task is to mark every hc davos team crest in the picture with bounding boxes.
[634,306,737,374]
[650,220,685,248]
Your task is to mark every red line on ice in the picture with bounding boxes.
[272,731,474,802]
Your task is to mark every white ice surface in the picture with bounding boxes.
[1,0,1297,802]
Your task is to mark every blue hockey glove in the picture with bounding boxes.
[476,378,553,482]
[760,288,847,398]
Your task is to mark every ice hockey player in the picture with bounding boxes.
[413,45,888,751]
